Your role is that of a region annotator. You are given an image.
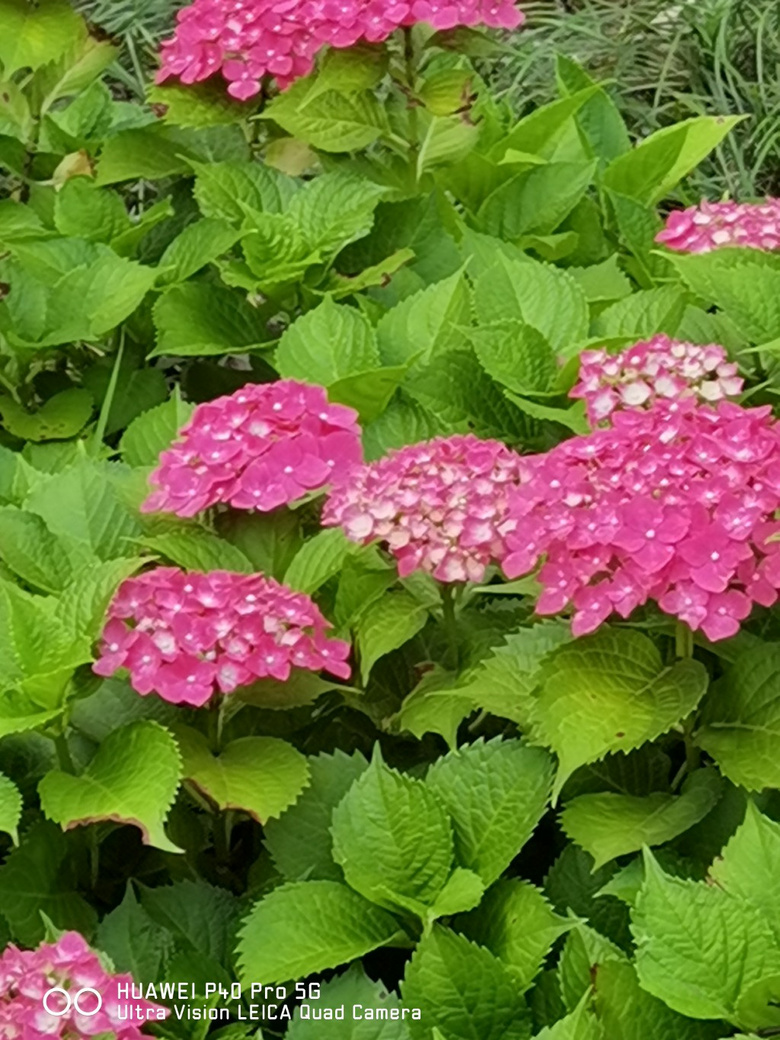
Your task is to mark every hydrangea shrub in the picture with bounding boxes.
[1,1,780,1039]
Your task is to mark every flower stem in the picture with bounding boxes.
[441,584,460,671]
[53,731,75,774]
[675,620,694,659]
[403,27,420,183]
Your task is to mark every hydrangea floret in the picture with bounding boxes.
[0,931,167,1040]
[502,397,780,640]
[570,335,743,425]
[656,198,780,253]
[94,567,351,704]
[323,433,528,583]
[141,379,362,518]
[157,0,524,97]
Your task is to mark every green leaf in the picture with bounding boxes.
[478,161,596,239]
[276,296,380,386]
[535,998,604,1040]
[708,802,780,942]
[283,528,354,595]
[568,256,632,304]
[262,81,387,152]
[331,754,453,917]
[632,851,780,1023]
[504,393,589,434]
[97,884,174,985]
[287,171,386,255]
[376,270,470,370]
[0,821,97,945]
[545,844,630,949]
[417,113,480,176]
[191,159,297,223]
[176,727,309,822]
[157,218,241,285]
[556,55,631,166]
[25,460,140,561]
[38,720,182,853]
[0,0,83,76]
[53,178,130,244]
[592,285,687,339]
[495,87,602,161]
[147,80,249,128]
[119,390,194,469]
[467,320,557,395]
[0,771,21,843]
[139,877,239,976]
[308,42,389,101]
[356,592,428,684]
[152,282,273,357]
[265,749,368,881]
[0,389,93,442]
[456,879,573,990]
[138,530,254,574]
[218,508,302,579]
[593,960,725,1040]
[531,629,709,799]
[560,768,723,870]
[696,644,780,791]
[401,925,533,1040]
[602,116,743,205]
[558,923,626,1011]
[667,249,780,345]
[0,580,90,692]
[429,868,485,919]
[96,124,249,185]
[426,738,553,886]
[238,880,401,983]
[288,965,412,1039]
[0,506,72,591]
[54,556,144,644]
[328,363,409,424]
[473,254,589,356]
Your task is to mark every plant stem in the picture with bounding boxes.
[441,584,460,671]
[403,27,420,183]
[674,620,694,658]
[53,731,75,774]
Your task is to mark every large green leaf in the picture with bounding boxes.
[191,159,297,223]
[632,851,780,1025]
[535,999,604,1040]
[591,285,687,339]
[456,880,573,990]
[0,821,97,944]
[138,530,254,574]
[401,925,533,1040]
[152,282,274,356]
[356,592,428,684]
[601,116,743,205]
[0,771,22,843]
[477,161,596,239]
[0,0,83,76]
[287,171,386,255]
[276,296,379,386]
[560,767,723,870]
[157,218,241,285]
[708,802,780,942]
[265,749,368,881]
[139,878,239,969]
[53,178,130,244]
[97,885,174,985]
[593,960,725,1040]
[262,81,387,152]
[426,738,553,885]
[238,880,401,983]
[25,459,140,561]
[531,629,709,798]
[287,965,412,1039]
[331,754,454,917]
[376,271,470,370]
[38,720,182,852]
[176,727,309,823]
[473,254,589,357]
[0,506,72,591]
[696,645,780,790]
[467,320,557,395]
[119,390,194,468]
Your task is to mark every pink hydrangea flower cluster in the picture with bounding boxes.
[0,931,166,1040]
[141,380,362,518]
[656,198,780,253]
[157,0,524,97]
[322,434,527,583]
[94,567,351,705]
[570,335,743,424]
[502,398,780,640]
